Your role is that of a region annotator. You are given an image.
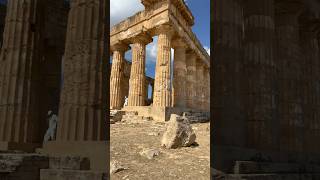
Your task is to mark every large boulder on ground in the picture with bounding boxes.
[161,114,196,149]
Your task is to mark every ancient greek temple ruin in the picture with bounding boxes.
[110,0,210,121]
[213,0,320,175]
[0,0,107,177]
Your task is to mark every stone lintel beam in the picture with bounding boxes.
[110,42,130,55]
[130,33,153,45]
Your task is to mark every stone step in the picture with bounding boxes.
[122,115,152,122]
[225,173,320,180]
[49,156,90,170]
[125,111,138,116]
[0,154,49,179]
[233,161,320,174]
[40,169,107,180]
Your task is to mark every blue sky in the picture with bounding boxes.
[0,0,6,4]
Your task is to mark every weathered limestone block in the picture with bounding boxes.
[110,43,129,109]
[153,25,174,107]
[56,0,107,141]
[139,148,160,159]
[0,0,43,148]
[161,114,196,148]
[0,154,48,179]
[128,35,152,106]
[186,52,197,109]
[40,169,107,180]
[110,160,128,174]
[172,38,187,108]
[49,156,90,170]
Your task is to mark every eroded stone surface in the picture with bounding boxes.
[139,148,160,160]
[161,114,196,149]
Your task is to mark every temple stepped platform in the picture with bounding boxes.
[0,153,107,180]
[216,161,320,180]
[110,106,210,123]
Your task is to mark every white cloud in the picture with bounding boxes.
[146,41,158,61]
[204,46,210,56]
[110,0,144,27]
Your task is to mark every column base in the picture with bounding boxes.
[212,145,320,173]
[41,141,109,171]
[121,106,208,121]
[0,141,41,153]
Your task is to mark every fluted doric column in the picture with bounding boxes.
[204,67,210,111]
[196,62,205,111]
[172,39,187,108]
[110,43,129,109]
[0,0,43,150]
[56,0,107,141]
[186,52,197,109]
[276,11,303,153]
[153,25,174,107]
[128,35,152,106]
[244,0,277,150]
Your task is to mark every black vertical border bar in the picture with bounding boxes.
[105,0,111,179]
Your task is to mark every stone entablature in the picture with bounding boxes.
[110,0,209,66]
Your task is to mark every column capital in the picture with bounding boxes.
[154,24,175,38]
[130,33,153,45]
[111,42,130,52]
[172,38,188,49]
[196,60,205,68]
[186,50,197,57]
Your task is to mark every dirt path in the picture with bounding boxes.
[110,120,210,180]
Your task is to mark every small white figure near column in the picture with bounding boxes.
[43,110,58,144]
[124,96,128,107]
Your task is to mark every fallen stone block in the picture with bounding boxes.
[161,114,196,149]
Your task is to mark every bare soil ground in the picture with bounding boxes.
[110,120,210,180]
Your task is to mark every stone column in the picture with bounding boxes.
[172,39,187,108]
[110,44,128,109]
[0,0,43,151]
[0,4,5,48]
[243,0,278,151]
[186,52,197,109]
[128,35,152,106]
[56,0,107,142]
[300,26,319,153]
[151,82,154,103]
[145,81,149,104]
[203,66,210,111]
[196,62,205,111]
[153,25,174,107]
[276,11,303,153]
